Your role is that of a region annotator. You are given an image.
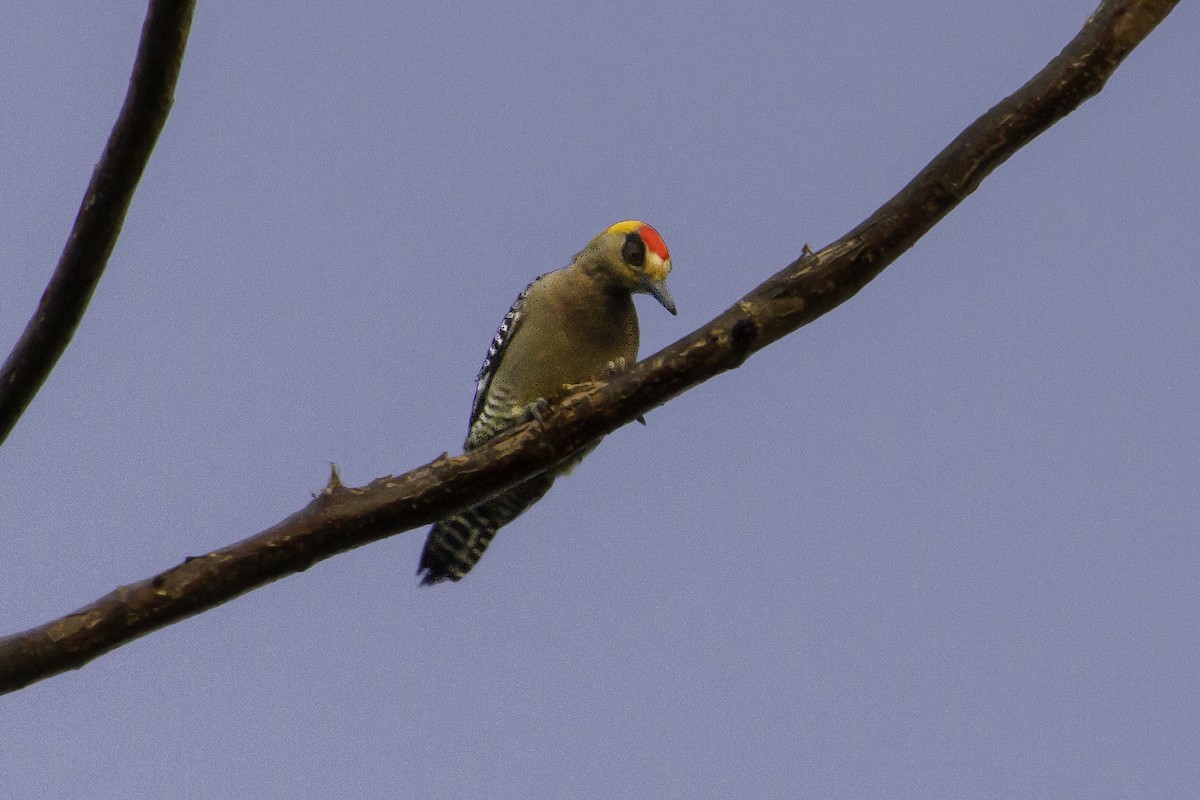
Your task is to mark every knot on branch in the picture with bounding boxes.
[730,318,759,365]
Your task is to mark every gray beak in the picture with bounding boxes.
[643,277,677,315]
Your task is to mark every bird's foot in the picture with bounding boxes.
[524,397,550,424]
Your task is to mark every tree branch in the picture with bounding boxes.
[0,0,1177,695]
[0,0,197,446]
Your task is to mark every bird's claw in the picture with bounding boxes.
[605,357,629,377]
[524,398,550,423]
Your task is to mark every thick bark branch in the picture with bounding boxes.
[0,0,1177,694]
[0,0,197,446]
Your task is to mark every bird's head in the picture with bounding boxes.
[576,220,676,315]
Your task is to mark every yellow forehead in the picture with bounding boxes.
[604,220,644,236]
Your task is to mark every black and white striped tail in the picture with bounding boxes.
[418,473,556,585]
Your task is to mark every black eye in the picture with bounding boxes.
[621,232,645,266]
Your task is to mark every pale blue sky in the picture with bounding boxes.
[2,3,1197,798]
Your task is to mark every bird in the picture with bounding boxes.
[418,220,677,585]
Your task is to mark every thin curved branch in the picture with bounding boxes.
[0,0,1177,695]
[0,0,197,446]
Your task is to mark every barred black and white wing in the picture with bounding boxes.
[464,277,540,450]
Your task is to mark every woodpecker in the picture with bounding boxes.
[418,220,677,585]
